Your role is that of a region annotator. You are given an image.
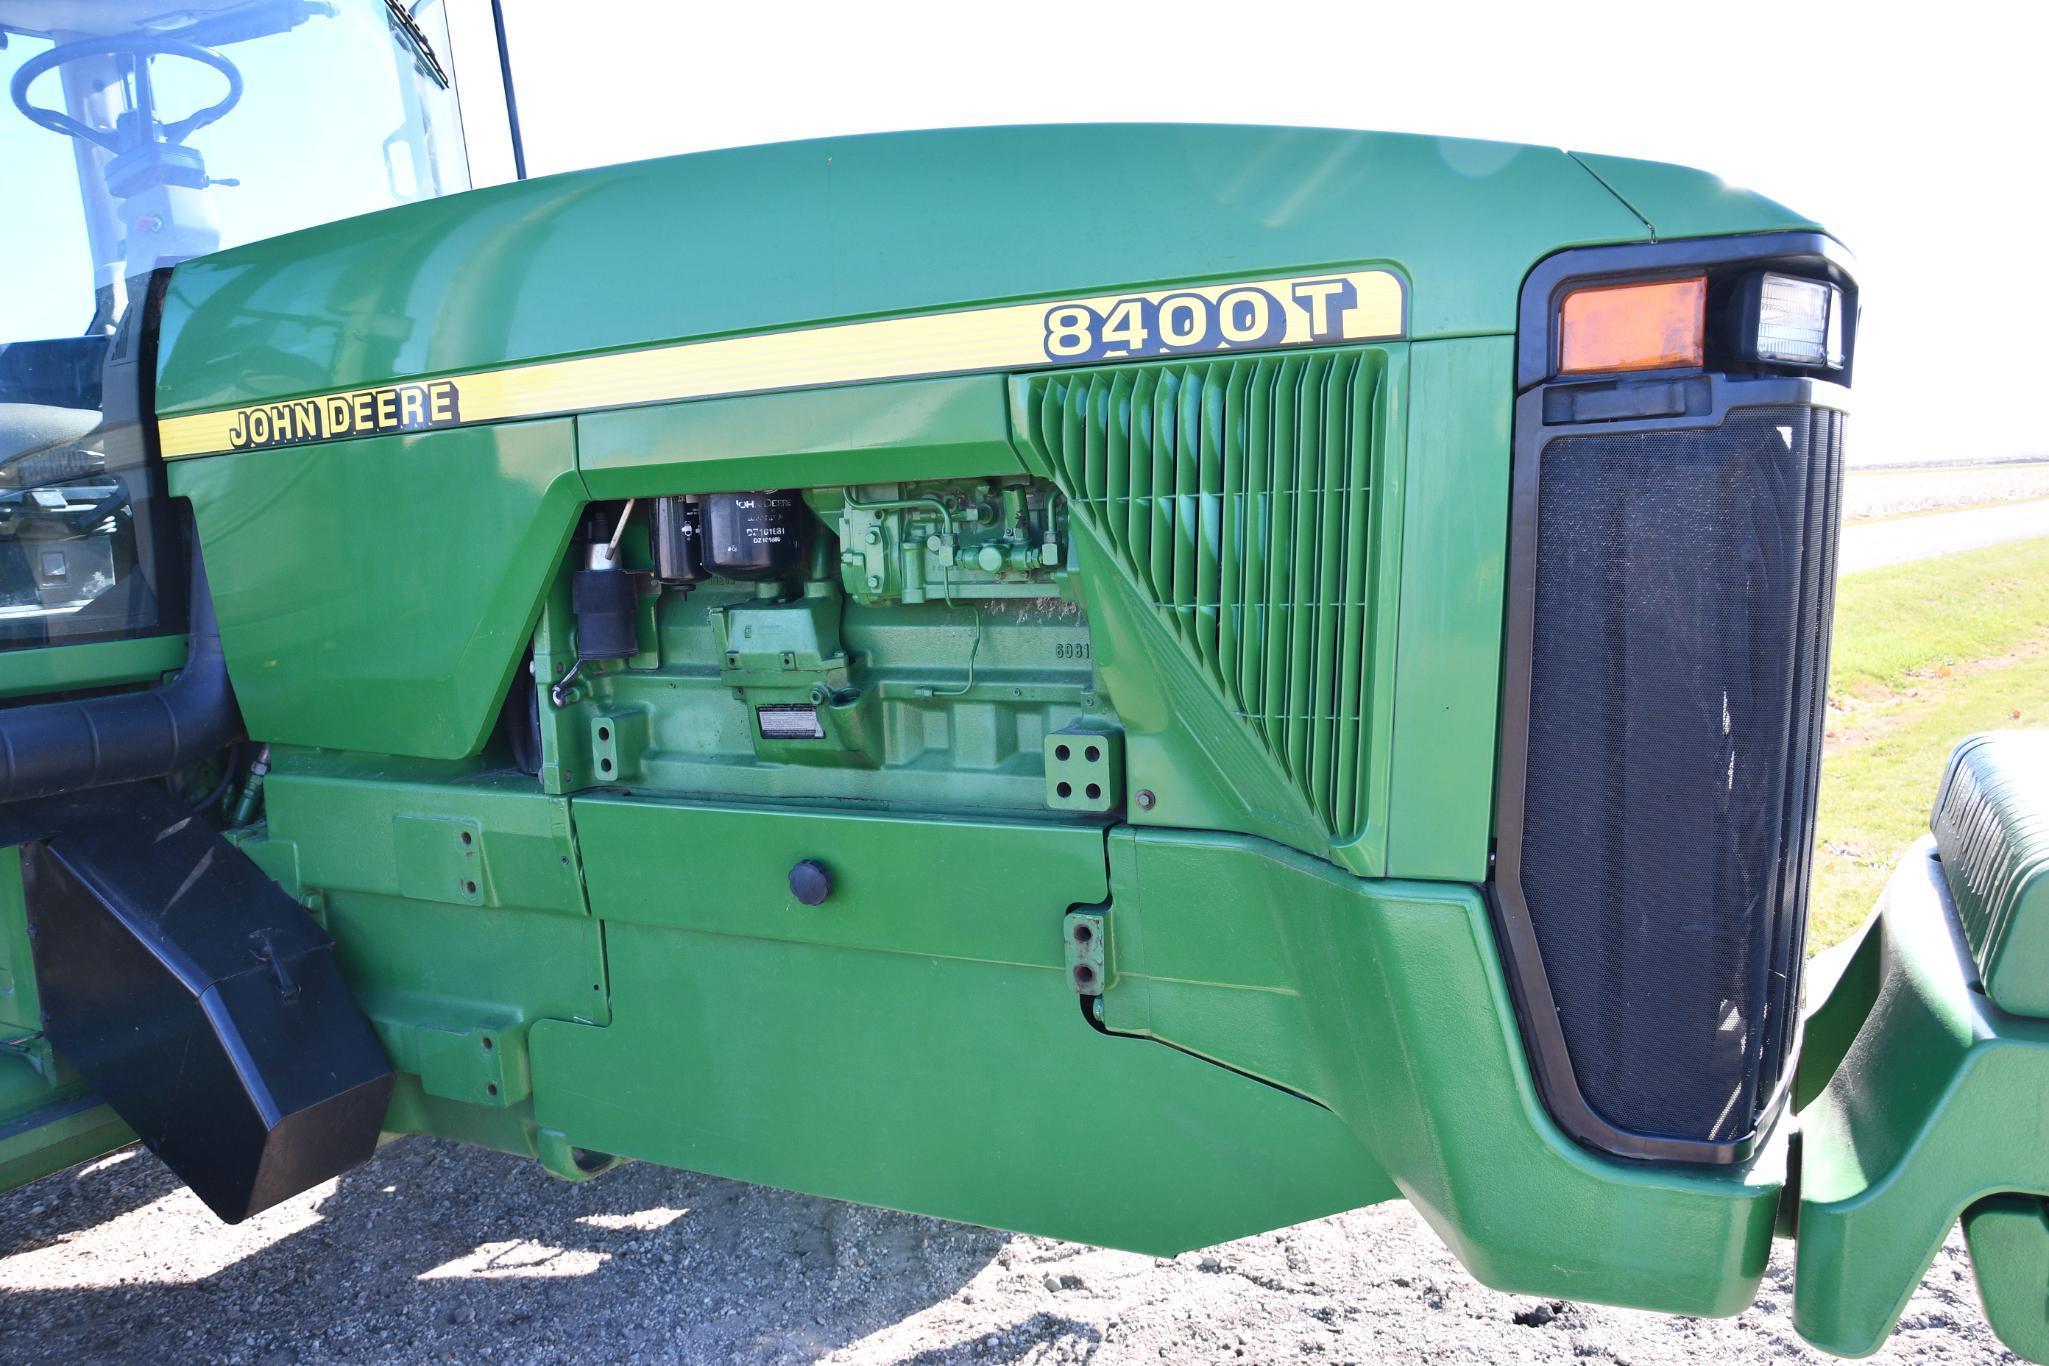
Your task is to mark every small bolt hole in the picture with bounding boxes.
[1054,744,1071,762]
[481,1036,494,1051]
[462,879,477,896]
[486,1083,498,1097]
[1072,923,1094,944]
[1086,783,1102,801]
[1056,781,1073,799]
[459,830,473,846]
[1073,964,1096,986]
[597,726,611,742]
[600,758,614,774]
[1085,745,1101,763]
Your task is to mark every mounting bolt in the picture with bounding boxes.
[789,859,833,906]
[1135,789,1156,811]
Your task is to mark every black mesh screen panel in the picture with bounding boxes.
[1519,404,1844,1143]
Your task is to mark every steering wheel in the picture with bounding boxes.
[9,34,243,153]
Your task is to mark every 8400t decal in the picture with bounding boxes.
[1043,276,1389,362]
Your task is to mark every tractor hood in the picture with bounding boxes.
[152,123,1815,420]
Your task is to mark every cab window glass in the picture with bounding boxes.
[0,3,469,649]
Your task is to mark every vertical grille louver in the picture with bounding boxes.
[1022,350,1386,842]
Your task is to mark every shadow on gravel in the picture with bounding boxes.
[889,1312,1101,1365]
[0,1146,184,1261]
[0,1135,1008,1363]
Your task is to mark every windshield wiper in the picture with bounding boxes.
[384,0,449,88]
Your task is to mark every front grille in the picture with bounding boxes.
[1518,404,1844,1144]
[1021,350,1388,841]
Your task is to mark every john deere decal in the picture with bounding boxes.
[222,380,463,452]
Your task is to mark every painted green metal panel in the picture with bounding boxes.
[532,919,1390,1255]
[0,848,40,1039]
[1963,1196,2049,1363]
[264,763,589,918]
[155,125,1660,417]
[0,1090,130,1194]
[168,420,585,758]
[1794,839,2049,1356]
[486,793,1779,1307]
[245,765,608,1162]
[570,794,1107,963]
[0,633,187,701]
[0,848,131,1189]
[532,792,1392,1254]
[1384,337,1513,880]
[579,376,1024,499]
[1096,828,1781,1316]
[1569,151,1822,242]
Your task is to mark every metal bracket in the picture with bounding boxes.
[1046,724,1123,814]
[1063,910,1108,996]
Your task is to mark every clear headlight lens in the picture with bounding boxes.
[1753,273,1845,369]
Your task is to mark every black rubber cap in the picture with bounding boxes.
[789,859,832,906]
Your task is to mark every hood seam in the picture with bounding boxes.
[1567,151,1659,243]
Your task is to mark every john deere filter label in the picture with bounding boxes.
[159,268,1404,459]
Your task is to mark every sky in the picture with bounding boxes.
[493,0,2048,466]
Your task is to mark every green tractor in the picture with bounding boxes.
[4,5,2047,1358]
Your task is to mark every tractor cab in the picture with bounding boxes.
[0,0,473,651]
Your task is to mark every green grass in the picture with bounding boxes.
[1826,536,2049,694]
[1807,536,2049,951]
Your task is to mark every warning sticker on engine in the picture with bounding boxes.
[756,705,825,740]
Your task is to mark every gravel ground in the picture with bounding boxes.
[1845,462,2049,522]
[0,1137,2014,1364]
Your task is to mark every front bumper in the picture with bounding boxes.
[1793,836,2049,1358]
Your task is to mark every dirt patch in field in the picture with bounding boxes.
[1825,636,2046,751]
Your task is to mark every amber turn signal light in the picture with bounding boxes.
[1558,276,1706,374]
